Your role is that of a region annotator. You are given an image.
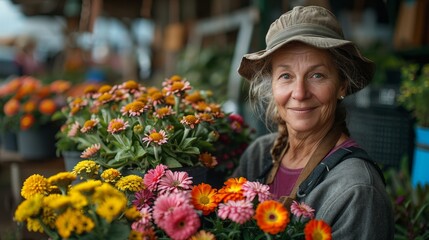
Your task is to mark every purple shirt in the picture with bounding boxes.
[269,138,359,199]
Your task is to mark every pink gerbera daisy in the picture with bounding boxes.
[162,205,200,240]
[180,115,200,129]
[67,121,80,137]
[142,129,168,146]
[107,118,129,134]
[242,181,272,202]
[80,143,101,158]
[290,200,315,219]
[217,199,254,224]
[143,164,168,191]
[158,170,193,194]
[154,106,175,119]
[153,192,189,228]
[131,206,153,232]
[132,189,155,210]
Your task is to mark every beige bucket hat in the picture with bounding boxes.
[238,5,375,94]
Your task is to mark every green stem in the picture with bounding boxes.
[153,145,160,163]
[174,95,181,116]
[37,217,59,239]
[180,128,190,145]
[264,232,272,240]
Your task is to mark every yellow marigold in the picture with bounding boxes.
[129,230,143,240]
[46,195,71,211]
[115,175,144,192]
[74,213,95,235]
[21,174,50,199]
[48,172,76,189]
[14,194,44,222]
[72,160,100,180]
[26,218,44,233]
[69,191,89,209]
[70,179,102,195]
[92,183,125,204]
[101,168,122,183]
[124,205,141,221]
[40,208,56,229]
[96,196,127,223]
[55,208,94,238]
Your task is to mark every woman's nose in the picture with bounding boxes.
[291,79,308,100]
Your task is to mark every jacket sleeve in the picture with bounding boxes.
[302,159,394,240]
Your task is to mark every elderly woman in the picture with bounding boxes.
[233,5,394,239]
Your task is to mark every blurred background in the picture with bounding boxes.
[1,0,429,238]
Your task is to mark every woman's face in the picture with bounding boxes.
[271,43,346,135]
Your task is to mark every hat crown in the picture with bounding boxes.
[266,6,345,48]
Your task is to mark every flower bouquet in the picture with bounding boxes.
[53,75,253,178]
[14,161,332,240]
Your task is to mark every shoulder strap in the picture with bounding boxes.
[297,146,385,198]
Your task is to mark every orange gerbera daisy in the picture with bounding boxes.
[217,177,247,202]
[191,183,219,215]
[304,219,332,240]
[20,114,36,130]
[254,200,289,235]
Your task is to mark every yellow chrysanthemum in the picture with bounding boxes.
[74,213,95,235]
[70,179,102,195]
[96,196,126,223]
[124,206,141,221]
[45,195,71,211]
[115,175,144,192]
[254,200,289,235]
[101,168,122,183]
[128,230,143,240]
[14,194,44,222]
[21,174,50,199]
[41,206,57,229]
[72,160,100,180]
[55,208,94,238]
[93,183,125,203]
[69,191,89,209]
[26,218,44,233]
[48,172,76,190]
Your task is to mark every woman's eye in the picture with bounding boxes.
[312,73,323,79]
[279,73,291,80]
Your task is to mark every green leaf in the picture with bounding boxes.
[165,157,183,168]
[105,222,131,240]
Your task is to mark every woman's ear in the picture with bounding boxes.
[338,79,348,99]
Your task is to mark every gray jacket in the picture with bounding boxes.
[233,133,394,240]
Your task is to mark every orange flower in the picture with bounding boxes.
[39,99,57,115]
[217,177,247,202]
[20,114,36,130]
[23,100,37,113]
[191,183,219,215]
[304,219,332,240]
[254,200,289,235]
[50,80,71,94]
[3,98,20,116]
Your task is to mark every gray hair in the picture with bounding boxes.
[248,46,361,131]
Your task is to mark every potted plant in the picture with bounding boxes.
[0,76,70,158]
[54,76,253,183]
[397,63,429,186]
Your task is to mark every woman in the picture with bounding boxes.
[233,5,394,239]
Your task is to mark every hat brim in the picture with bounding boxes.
[238,36,375,95]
